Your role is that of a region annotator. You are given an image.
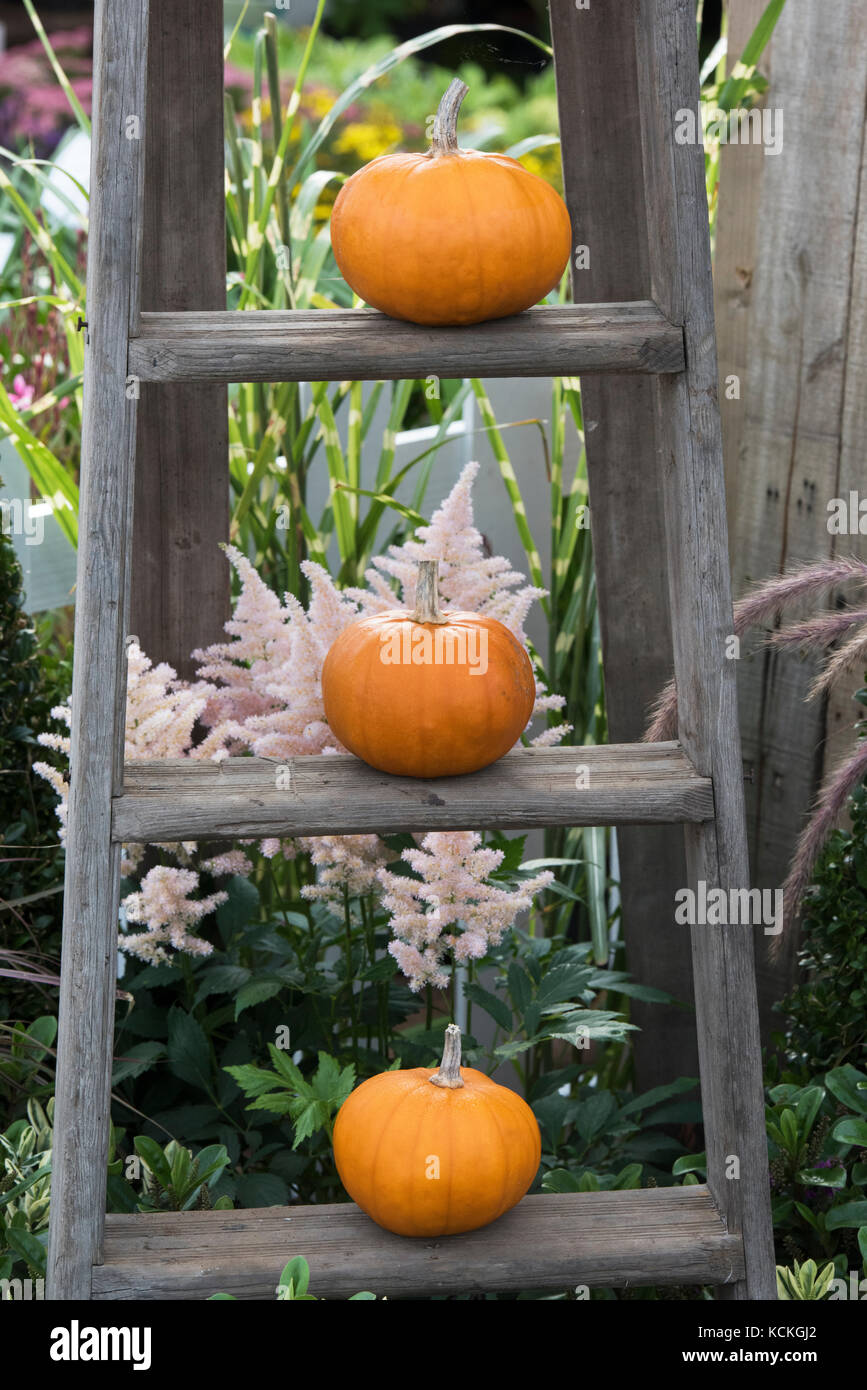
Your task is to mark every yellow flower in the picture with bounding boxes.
[333,121,403,163]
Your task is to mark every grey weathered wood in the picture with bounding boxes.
[635,0,776,1299]
[111,743,714,843]
[127,302,686,383]
[550,0,695,1095]
[46,0,150,1301]
[131,0,230,679]
[92,1186,743,1300]
[722,0,867,1026]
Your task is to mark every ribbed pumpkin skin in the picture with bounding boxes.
[330,149,573,326]
[333,1065,541,1237]
[321,609,536,778]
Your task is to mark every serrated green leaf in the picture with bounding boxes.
[465,983,512,1033]
[167,1008,212,1093]
[112,1041,165,1085]
[234,978,282,1020]
[224,1062,287,1098]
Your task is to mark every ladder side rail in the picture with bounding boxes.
[549,0,697,1095]
[46,0,150,1299]
[633,0,776,1298]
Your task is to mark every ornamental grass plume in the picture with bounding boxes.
[378,831,553,992]
[642,555,867,926]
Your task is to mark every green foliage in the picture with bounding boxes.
[227,1047,355,1147]
[775,784,867,1079]
[765,1072,867,1277]
[0,1096,52,1283]
[0,527,68,1048]
[209,1253,376,1301]
[776,1258,836,1301]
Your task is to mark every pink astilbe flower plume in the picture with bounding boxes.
[34,643,247,959]
[121,866,226,963]
[378,831,553,991]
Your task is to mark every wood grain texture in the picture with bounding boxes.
[112,743,714,843]
[725,0,867,1019]
[92,1186,744,1300]
[635,0,776,1299]
[127,302,686,383]
[550,0,695,1095]
[46,0,149,1301]
[130,0,230,679]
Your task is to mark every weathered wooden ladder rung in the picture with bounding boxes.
[127,302,686,383]
[94,1187,741,1301]
[112,743,714,842]
[47,0,777,1301]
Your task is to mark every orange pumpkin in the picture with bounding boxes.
[321,559,536,778]
[333,1024,541,1237]
[330,78,573,326]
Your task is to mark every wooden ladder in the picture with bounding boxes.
[46,0,777,1300]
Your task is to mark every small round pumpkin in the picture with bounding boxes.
[321,559,536,779]
[330,78,573,326]
[333,1024,541,1237]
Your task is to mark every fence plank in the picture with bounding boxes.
[130,0,229,678]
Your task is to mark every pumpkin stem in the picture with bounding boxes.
[430,1023,465,1089]
[413,559,449,626]
[431,79,469,156]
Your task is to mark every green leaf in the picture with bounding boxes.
[826,1066,867,1116]
[541,1168,581,1194]
[507,962,532,1014]
[278,1255,310,1297]
[612,1164,644,1190]
[348,1291,377,1300]
[535,963,594,1010]
[797,1166,847,1190]
[133,1136,173,1189]
[215,876,260,941]
[234,978,282,1020]
[112,1041,165,1085]
[673,1152,707,1176]
[194,964,252,1004]
[825,1201,867,1231]
[621,1078,698,1118]
[167,1008,212,1093]
[794,1087,826,1139]
[831,1117,867,1147]
[465,983,512,1033]
[25,1016,57,1050]
[3,1227,46,1276]
[235,1172,290,1208]
[223,1063,287,1098]
[779,1108,799,1153]
[169,1143,192,1195]
[208,1292,237,1300]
